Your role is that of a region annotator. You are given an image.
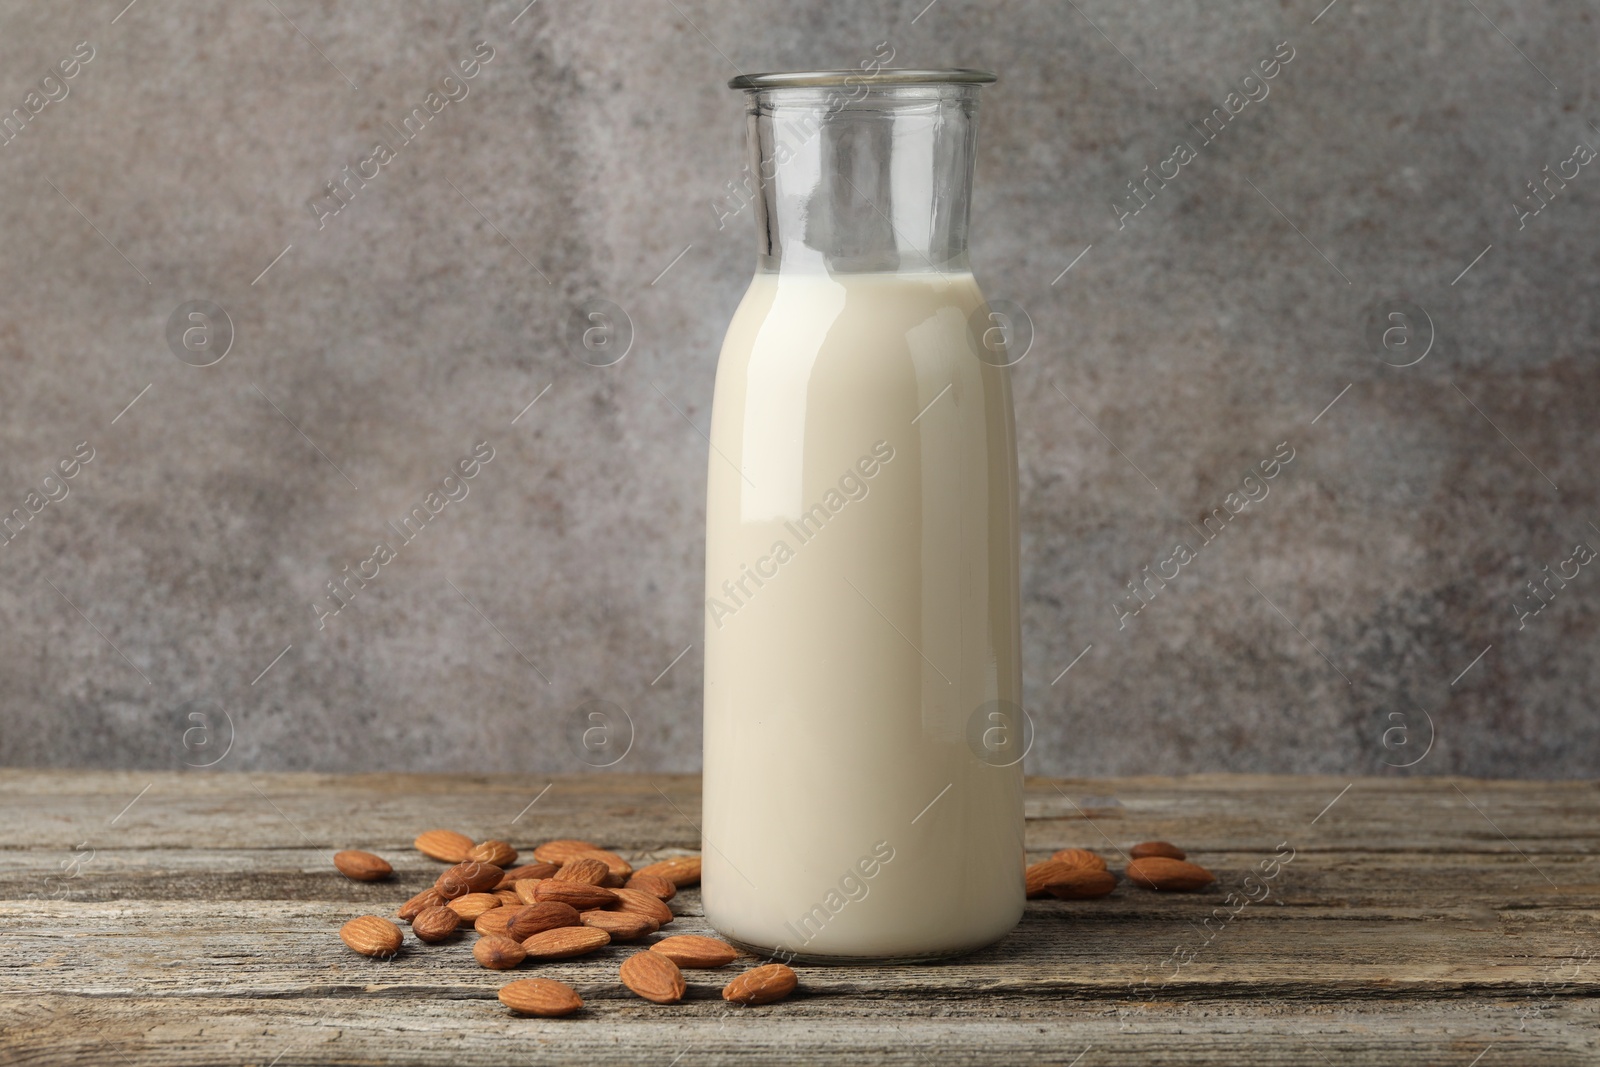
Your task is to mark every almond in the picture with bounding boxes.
[579,908,658,940]
[468,839,519,867]
[1025,859,1077,898]
[497,862,560,888]
[447,892,503,922]
[634,855,701,887]
[1130,840,1186,861]
[1050,848,1107,871]
[412,905,462,943]
[339,915,402,958]
[436,860,504,899]
[332,849,393,882]
[521,925,611,960]
[533,880,617,910]
[493,889,523,907]
[1044,868,1117,900]
[475,908,519,938]
[414,829,474,863]
[651,935,738,968]
[624,873,677,901]
[722,963,797,1005]
[573,848,632,881]
[397,887,446,922]
[499,977,582,1017]
[553,857,610,886]
[1126,856,1215,891]
[509,901,582,938]
[532,838,601,865]
[474,934,528,969]
[610,887,673,927]
[512,879,547,906]
[620,950,686,1004]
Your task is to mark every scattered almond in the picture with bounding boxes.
[1050,848,1107,871]
[474,935,528,969]
[512,880,546,906]
[624,873,677,901]
[1044,868,1117,900]
[610,887,674,926]
[722,963,797,1005]
[499,977,582,1017]
[521,925,611,960]
[414,829,474,863]
[574,848,633,881]
[553,857,610,886]
[475,908,519,938]
[651,935,738,968]
[509,901,582,938]
[468,839,519,867]
[620,950,686,1004]
[397,887,446,922]
[634,855,701,887]
[1130,841,1186,861]
[447,892,503,922]
[493,889,522,907]
[1126,856,1215,891]
[436,860,504,899]
[497,862,560,888]
[339,915,402,958]
[1025,859,1077,898]
[533,880,618,910]
[332,850,393,882]
[532,839,601,865]
[412,905,461,943]
[580,908,658,940]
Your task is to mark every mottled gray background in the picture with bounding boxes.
[1,0,1595,778]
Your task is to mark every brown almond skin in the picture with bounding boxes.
[492,889,523,907]
[447,892,503,922]
[475,908,518,938]
[398,887,447,922]
[620,950,686,1004]
[1044,868,1117,900]
[573,848,633,881]
[651,935,738,968]
[521,925,611,960]
[512,879,547,906]
[723,963,797,1005]
[508,901,583,938]
[474,935,528,969]
[553,857,610,886]
[634,856,701,887]
[468,839,519,867]
[412,905,462,943]
[533,880,618,910]
[333,850,393,882]
[499,978,582,1017]
[339,915,403,958]
[624,873,677,901]
[1025,859,1077,898]
[1126,856,1215,891]
[579,908,658,940]
[610,887,674,926]
[497,862,560,888]
[1130,841,1187,861]
[414,829,474,863]
[436,861,504,899]
[1050,848,1108,872]
[532,839,601,865]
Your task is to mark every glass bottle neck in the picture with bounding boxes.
[741,83,984,274]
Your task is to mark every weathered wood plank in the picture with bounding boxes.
[2,772,1597,1066]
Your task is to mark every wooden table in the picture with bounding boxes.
[2,772,1596,1065]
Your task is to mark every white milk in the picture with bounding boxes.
[702,268,1025,961]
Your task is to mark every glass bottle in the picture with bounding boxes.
[702,69,1023,962]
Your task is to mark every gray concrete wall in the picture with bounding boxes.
[1,0,1595,777]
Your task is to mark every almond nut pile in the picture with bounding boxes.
[1024,840,1217,900]
[335,832,1221,1016]
[332,833,796,1017]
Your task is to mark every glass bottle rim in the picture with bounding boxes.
[728,68,996,91]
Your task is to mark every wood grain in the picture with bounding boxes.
[2,772,1596,1065]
